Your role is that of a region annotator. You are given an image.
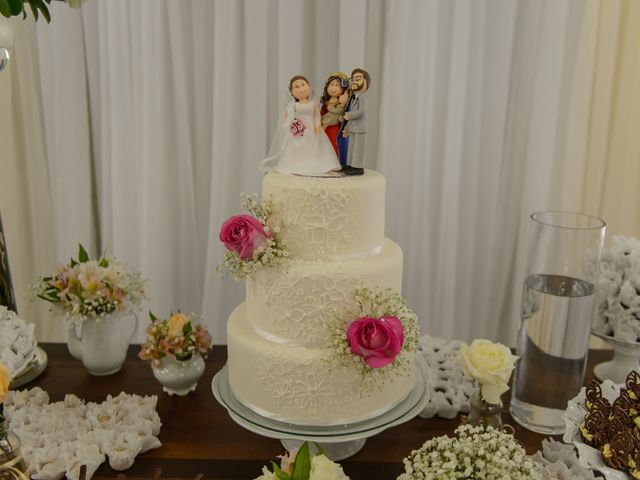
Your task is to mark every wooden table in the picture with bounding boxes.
[24,344,612,480]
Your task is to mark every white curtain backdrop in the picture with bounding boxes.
[28,0,591,345]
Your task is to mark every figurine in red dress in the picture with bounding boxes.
[320,72,350,158]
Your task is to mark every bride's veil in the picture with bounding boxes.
[259,100,296,172]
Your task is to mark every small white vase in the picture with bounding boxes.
[66,310,138,376]
[152,355,205,396]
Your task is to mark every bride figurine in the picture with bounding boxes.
[260,75,341,176]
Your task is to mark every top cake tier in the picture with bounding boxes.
[263,171,385,260]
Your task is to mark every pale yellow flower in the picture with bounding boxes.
[0,363,11,403]
[77,261,105,294]
[253,467,276,480]
[458,339,518,404]
[310,454,350,480]
[168,313,189,338]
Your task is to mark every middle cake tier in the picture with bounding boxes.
[246,238,403,348]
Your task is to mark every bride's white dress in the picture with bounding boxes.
[260,101,341,175]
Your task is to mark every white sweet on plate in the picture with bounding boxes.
[0,305,37,376]
[4,388,162,480]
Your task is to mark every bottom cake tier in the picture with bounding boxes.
[226,303,416,426]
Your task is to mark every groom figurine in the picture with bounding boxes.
[341,68,370,176]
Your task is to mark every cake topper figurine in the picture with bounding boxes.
[260,75,341,176]
[340,68,370,176]
[320,71,350,162]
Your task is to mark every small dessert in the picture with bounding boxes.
[579,372,640,476]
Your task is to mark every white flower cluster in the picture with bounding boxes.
[4,387,162,480]
[33,251,146,323]
[327,287,419,391]
[397,424,544,480]
[0,306,36,376]
[592,235,640,342]
[256,453,349,480]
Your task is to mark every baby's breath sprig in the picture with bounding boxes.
[398,424,545,480]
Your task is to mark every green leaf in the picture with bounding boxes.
[291,442,311,480]
[0,0,12,18]
[37,293,60,303]
[78,244,89,263]
[271,462,291,480]
[149,311,157,322]
[99,257,109,268]
[36,0,49,23]
[183,322,192,336]
[75,282,83,299]
[7,0,22,15]
[313,443,325,457]
[70,258,78,268]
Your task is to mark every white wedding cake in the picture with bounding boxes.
[224,170,417,426]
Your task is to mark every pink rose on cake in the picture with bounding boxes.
[219,214,270,260]
[347,316,404,368]
[217,194,289,280]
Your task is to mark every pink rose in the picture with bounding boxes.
[219,214,270,260]
[346,316,404,368]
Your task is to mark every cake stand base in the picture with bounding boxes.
[212,358,430,461]
[281,438,366,461]
[592,328,640,383]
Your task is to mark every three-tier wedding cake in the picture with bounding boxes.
[223,170,417,426]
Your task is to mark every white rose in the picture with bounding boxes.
[254,466,276,480]
[458,339,518,404]
[310,454,350,480]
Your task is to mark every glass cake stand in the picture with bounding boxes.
[592,326,640,384]
[212,357,430,460]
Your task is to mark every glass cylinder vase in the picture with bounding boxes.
[510,211,605,434]
[467,385,503,428]
[0,17,12,72]
[0,212,17,312]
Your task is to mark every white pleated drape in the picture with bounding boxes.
[25,0,597,344]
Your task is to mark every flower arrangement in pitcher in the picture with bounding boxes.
[32,244,145,322]
[328,287,419,387]
[138,312,213,367]
[218,194,289,280]
[255,442,349,480]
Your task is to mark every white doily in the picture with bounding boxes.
[417,335,474,419]
[4,387,162,480]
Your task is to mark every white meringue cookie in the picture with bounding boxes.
[5,388,162,480]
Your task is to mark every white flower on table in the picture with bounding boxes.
[457,339,518,404]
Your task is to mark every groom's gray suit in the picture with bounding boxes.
[346,93,367,169]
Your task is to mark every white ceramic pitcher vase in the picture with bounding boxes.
[66,311,138,375]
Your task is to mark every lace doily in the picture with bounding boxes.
[417,335,474,419]
[4,387,162,480]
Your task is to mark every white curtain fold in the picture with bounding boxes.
[16,0,628,345]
